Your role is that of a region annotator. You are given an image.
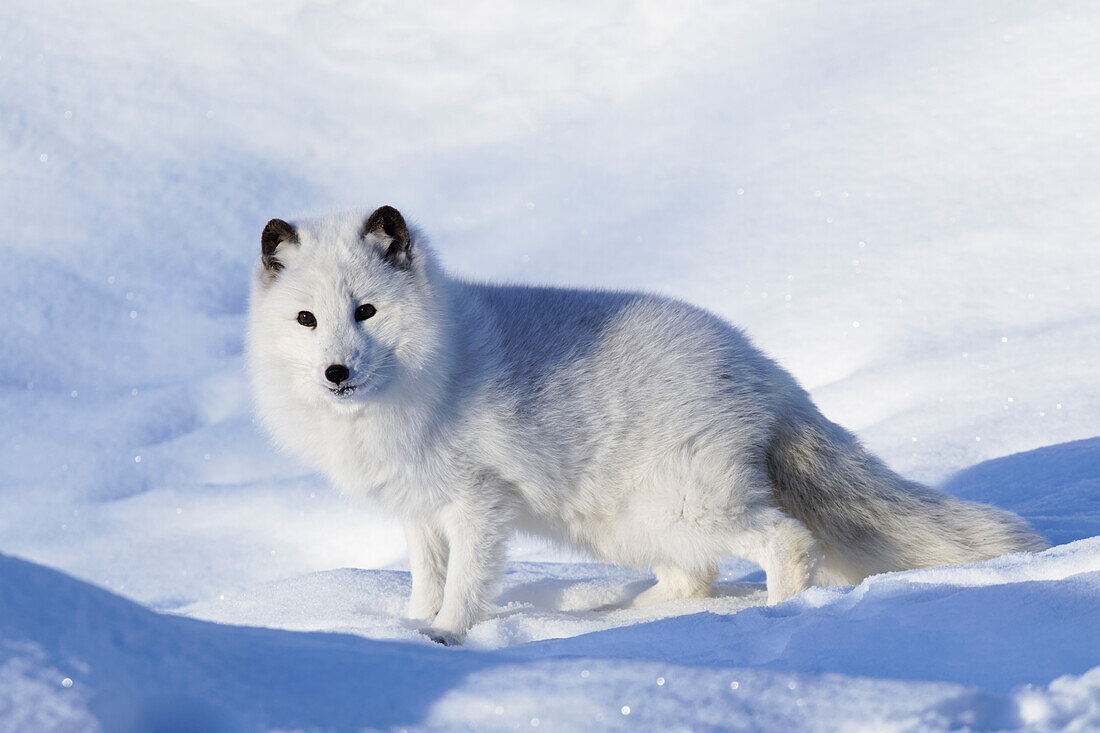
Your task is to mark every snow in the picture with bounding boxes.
[2,0,1099,730]
[3,541,1100,731]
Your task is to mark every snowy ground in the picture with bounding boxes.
[2,0,1099,730]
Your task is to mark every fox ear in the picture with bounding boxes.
[362,206,411,269]
[261,218,298,275]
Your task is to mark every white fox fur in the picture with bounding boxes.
[247,207,1047,645]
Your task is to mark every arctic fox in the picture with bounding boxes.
[247,206,1046,645]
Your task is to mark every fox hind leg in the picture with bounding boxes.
[631,563,718,607]
[729,507,819,605]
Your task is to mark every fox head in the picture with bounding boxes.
[247,206,448,415]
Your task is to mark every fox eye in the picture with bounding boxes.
[354,304,376,322]
[297,311,316,327]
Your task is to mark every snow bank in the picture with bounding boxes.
[2,538,1099,731]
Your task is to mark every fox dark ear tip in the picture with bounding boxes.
[261,218,298,273]
[362,206,412,269]
[362,206,408,235]
[263,218,297,241]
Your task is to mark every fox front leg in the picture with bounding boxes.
[422,497,511,646]
[405,521,448,623]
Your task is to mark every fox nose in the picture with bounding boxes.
[325,364,350,384]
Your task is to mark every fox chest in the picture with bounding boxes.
[317,423,453,514]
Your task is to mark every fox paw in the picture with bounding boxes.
[422,628,465,647]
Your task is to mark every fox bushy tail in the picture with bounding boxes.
[766,416,1048,586]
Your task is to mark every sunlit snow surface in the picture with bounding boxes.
[2,0,1099,730]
